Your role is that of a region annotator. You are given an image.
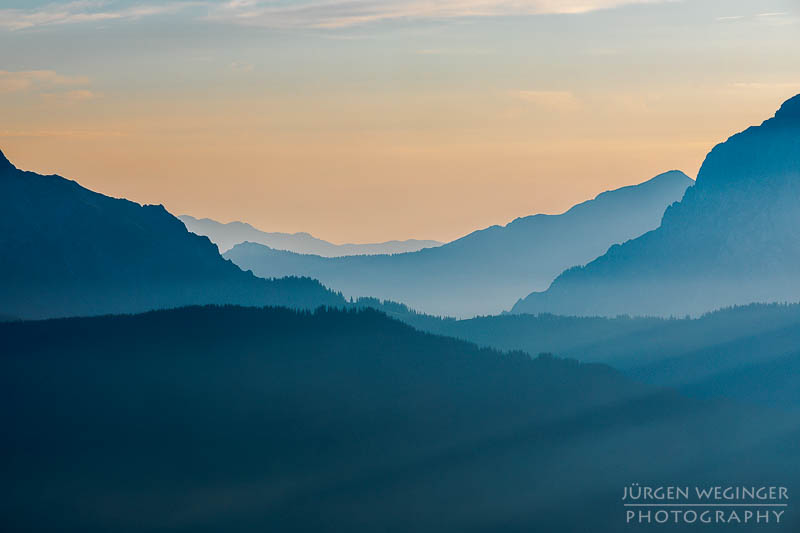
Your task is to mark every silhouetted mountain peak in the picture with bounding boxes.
[591,169,691,201]
[648,169,692,182]
[512,95,800,317]
[227,171,691,317]
[181,215,443,257]
[773,93,800,122]
[0,158,346,319]
[505,170,691,227]
[0,149,16,174]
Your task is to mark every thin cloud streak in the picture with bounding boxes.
[0,1,202,30]
[716,11,796,25]
[41,89,103,102]
[755,12,789,18]
[0,0,679,30]
[208,0,679,29]
[0,69,101,102]
[0,70,89,93]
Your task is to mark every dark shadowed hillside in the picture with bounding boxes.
[514,94,800,317]
[1,306,797,532]
[179,215,442,255]
[225,171,692,317]
[0,150,345,319]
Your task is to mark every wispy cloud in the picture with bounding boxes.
[229,60,254,72]
[0,1,200,30]
[715,15,745,22]
[208,0,678,29]
[755,11,797,26]
[42,89,103,101]
[716,11,796,25]
[0,0,680,31]
[0,70,89,93]
[0,69,102,102]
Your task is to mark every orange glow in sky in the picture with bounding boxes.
[1,0,798,242]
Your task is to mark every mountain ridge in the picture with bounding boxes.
[179,214,442,255]
[225,170,692,317]
[2,304,796,532]
[513,93,800,317]
[0,150,346,319]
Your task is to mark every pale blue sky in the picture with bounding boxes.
[1,0,799,241]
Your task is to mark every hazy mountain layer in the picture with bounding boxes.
[390,302,800,407]
[225,171,692,317]
[2,305,796,532]
[513,94,800,317]
[179,215,442,255]
[0,150,345,319]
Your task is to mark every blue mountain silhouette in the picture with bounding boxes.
[179,215,442,255]
[0,150,345,319]
[225,171,692,317]
[513,94,800,317]
[3,305,797,531]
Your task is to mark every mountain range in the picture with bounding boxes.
[513,94,800,317]
[3,95,800,532]
[389,301,800,408]
[179,214,442,255]
[0,150,345,319]
[224,170,692,317]
[2,305,796,532]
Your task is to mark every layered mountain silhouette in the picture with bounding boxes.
[397,301,800,407]
[225,171,692,317]
[513,94,800,317]
[0,150,345,319]
[2,305,796,532]
[179,215,442,255]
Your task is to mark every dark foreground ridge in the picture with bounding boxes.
[1,305,797,532]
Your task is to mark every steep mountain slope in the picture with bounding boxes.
[514,94,800,317]
[225,171,692,317]
[179,215,442,255]
[0,150,345,319]
[2,305,796,532]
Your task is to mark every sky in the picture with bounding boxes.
[1,0,799,243]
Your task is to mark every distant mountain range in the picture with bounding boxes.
[3,305,796,532]
[513,94,800,317]
[0,150,345,319]
[179,215,442,255]
[394,301,800,408]
[225,171,692,317]
[4,94,800,532]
